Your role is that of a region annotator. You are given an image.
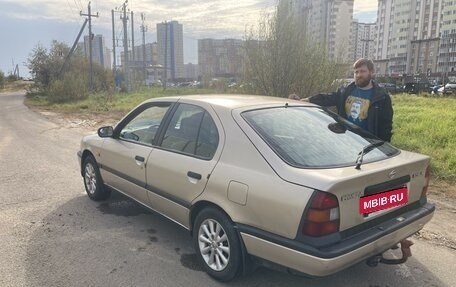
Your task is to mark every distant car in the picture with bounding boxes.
[78,95,434,281]
[379,83,400,94]
[437,83,456,95]
[430,85,443,94]
[403,82,431,94]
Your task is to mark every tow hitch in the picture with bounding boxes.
[366,239,414,267]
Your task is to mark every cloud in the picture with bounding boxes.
[1,0,378,72]
[0,0,277,39]
[353,0,378,14]
[2,0,378,38]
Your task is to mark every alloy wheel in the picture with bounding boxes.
[84,162,97,195]
[198,218,231,271]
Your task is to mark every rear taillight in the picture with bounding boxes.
[421,165,431,198]
[302,191,340,237]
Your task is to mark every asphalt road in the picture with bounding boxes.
[1,91,455,287]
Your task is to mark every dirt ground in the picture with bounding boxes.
[35,108,456,252]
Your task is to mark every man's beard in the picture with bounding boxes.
[355,75,372,88]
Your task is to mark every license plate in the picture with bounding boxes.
[359,187,408,214]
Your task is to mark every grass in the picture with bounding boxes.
[25,89,456,182]
[25,87,236,114]
[391,94,456,181]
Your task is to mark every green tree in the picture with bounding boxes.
[27,41,69,91]
[243,1,347,98]
[27,40,114,102]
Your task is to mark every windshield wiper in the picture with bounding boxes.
[355,141,385,170]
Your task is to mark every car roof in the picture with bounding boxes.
[144,94,315,110]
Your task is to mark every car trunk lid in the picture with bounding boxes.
[277,150,430,231]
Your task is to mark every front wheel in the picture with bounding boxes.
[193,207,243,282]
[83,156,111,201]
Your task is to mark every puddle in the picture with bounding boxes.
[97,199,149,217]
[180,253,204,272]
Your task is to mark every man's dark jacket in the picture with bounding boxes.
[308,81,393,142]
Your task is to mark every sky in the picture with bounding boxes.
[0,0,378,78]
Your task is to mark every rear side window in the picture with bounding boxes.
[242,107,398,168]
[196,112,219,158]
[161,104,219,159]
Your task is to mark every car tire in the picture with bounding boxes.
[193,207,243,282]
[83,156,111,201]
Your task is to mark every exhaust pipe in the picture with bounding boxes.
[366,238,414,267]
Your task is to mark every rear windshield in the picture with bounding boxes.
[241,106,399,168]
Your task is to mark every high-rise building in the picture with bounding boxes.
[373,0,443,76]
[286,0,354,62]
[373,0,392,63]
[198,39,244,81]
[80,34,111,70]
[352,21,375,61]
[438,0,456,74]
[184,63,198,80]
[132,43,158,64]
[131,42,159,68]
[156,21,184,80]
[122,42,160,85]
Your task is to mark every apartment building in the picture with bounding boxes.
[184,63,198,80]
[374,0,445,76]
[352,21,375,61]
[286,0,354,62]
[79,34,111,70]
[438,0,456,74]
[198,39,244,81]
[157,21,184,80]
[132,42,159,66]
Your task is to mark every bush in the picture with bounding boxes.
[7,74,20,82]
[27,40,115,99]
[48,72,88,103]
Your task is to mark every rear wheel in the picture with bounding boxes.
[193,207,243,282]
[83,156,111,201]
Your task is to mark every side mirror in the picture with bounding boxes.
[97,126,114,138]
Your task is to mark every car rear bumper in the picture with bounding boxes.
[239,203,434,277]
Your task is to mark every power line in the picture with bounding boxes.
[74,0,82,10]
[77,0,83,10]
[67,0,84,28]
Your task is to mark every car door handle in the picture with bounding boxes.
[135,155,145,162]
[187,171,202,180]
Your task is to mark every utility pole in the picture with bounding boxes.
[121,0,130,92]
[131,11,135,64]
[11,59,19,78]
[164,21,168,90]
[59,19,88,76]
[140,13,147,85]
[80,1,99,90]
[112,9,117,86]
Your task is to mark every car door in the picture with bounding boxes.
[99,102,173,205]
[145,102,221,226]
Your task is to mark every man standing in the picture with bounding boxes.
[307,58,393,142]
